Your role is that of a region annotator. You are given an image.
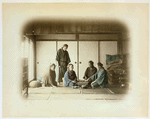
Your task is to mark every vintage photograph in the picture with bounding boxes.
[22,19,130,98]
[2,2,149,117]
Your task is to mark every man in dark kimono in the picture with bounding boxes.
[83,60,97,80]
[56,44,71,84]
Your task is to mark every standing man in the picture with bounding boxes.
[56,44,71,85]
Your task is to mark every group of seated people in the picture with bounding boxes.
[42,60,108,89]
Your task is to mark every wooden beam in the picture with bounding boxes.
[35,39,118,41]
[79,34,118,40]
[26,31,121,36]
[35,34,76,40]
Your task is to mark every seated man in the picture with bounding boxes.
[82,62,108,89]
[83,60,97,80]
[64,64,78,88]
[42,63,57,87]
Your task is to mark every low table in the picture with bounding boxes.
[77,80,89,86]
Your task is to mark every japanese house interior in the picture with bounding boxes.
[22,19,130,96]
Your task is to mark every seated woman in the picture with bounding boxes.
[83,62,108,89]
[42,63,57,87]
[83,60,97,80]
[64,64,78,87]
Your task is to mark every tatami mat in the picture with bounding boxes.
[51,87,81,94]
[108,88,129,94]
[27,85,129,100]
[28,87,129,95]
[81,88,111,94]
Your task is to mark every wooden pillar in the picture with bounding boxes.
[98,41,100,62]
[34,35,36,79]
[118,33,123,54]
[76,33,79,79]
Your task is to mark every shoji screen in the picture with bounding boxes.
[79,41,98,79]
[28,39,35,81]
[36,41,56,78]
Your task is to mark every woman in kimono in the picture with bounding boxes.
[82,62,108,89]
[83,60,97,80]
[56,44,71,85]
[64,64,78,87]
[42,63,57,87]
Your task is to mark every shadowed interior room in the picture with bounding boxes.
[21,19,131,100]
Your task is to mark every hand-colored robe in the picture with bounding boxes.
[56,48,71,82]
[83,66,97,79]
[90,68,108,88]
[64,70,77,87]
[42,69,57,87]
